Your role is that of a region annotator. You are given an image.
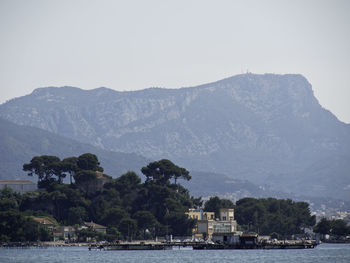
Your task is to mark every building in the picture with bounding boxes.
[186,208,215,220]
[0,180,37,194]
[187,208,237,238]
[240,233,258,247]
[211,232,241,245]
[54,226,77,241]
[82,221,107,234]
[219,208,235,221]
[32,217,56,232]
[213,220,237,233]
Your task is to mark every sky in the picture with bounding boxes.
[0,0,349,123]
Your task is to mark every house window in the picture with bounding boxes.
[222,216,226,221]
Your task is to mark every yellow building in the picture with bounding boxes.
[187,208,237,238]
[219,208,235,221]
[186,208,215,220]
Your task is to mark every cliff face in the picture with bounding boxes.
[1,73,349,199]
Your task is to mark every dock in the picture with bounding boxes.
[89,240,317,251]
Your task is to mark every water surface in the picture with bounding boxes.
[0,243,349,263]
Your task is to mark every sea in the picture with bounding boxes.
[0,243,349,263]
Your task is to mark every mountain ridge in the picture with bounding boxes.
[1,73,349,199]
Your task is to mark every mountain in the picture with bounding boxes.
[0,117,150,180]
[0,117,276,200]
[182,171,269,198]
[1,73,349,199]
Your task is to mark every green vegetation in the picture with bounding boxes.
[1,154,197,241]
[235,197,316,237]
[0,187,52,242]
[202,196,316,238]
[313,217,350,237]
[0,153,321,242]
[204,196,234,218]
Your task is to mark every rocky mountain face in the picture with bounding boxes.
[1,73,349,199]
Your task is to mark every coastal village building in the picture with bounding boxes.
[32,217,56,232]
[54,226,77,242]
[187,209,215,220]
[32,217,79,242]
[82,221,107,234]
[186,208,237,238]
[0,180,37,194]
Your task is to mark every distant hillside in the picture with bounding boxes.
[0,117,150,180]
[1,117,277,201]
[182,171,268,198]
[1,73,349,199]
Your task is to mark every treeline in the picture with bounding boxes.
[0,153,319,242]
[234,197,316,237]
[0,188,52,242]
[1,154,199,242]
[313,218,350,237]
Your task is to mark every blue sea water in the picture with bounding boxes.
[0,243,349,263]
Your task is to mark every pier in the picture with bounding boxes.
[89,240,317,251]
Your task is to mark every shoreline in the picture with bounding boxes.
[4,240,350,249]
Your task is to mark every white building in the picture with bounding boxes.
[0,180,37,194]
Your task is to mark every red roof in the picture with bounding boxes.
[32,217,55,225]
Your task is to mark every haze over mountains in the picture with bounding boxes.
[1,73,349,200]
[0,116,268,201]
[0,117,149,181]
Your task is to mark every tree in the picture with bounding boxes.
[204,196,234,218]
[141,159,191,185]
[67,206,87,225]
[101,207,129,228]
[111,171,141,195]
[331,219,349,236]
[0,210,51,242]
[74,170,98,196]
[106,227,122,241]
[49,190,67,221]
[76,228,103,242]
[133,211,158,239]
[165,212,196,236]
[235,197,315,236]
[77,153,103,172]
[313,218,349,238]
[61,157,79,184]
[17,153,202,241]
[23,155,64,187]
[0,187,20,211]
[313,218,331,235]
[119,218,137,241]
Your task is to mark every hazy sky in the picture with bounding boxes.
[0,0,349,123]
